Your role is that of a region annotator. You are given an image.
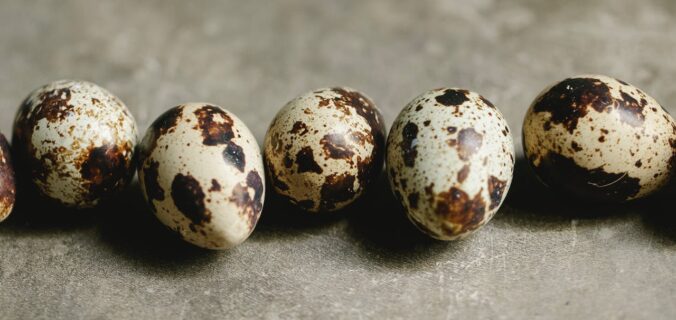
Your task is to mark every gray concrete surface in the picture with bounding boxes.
[0,0,675,319]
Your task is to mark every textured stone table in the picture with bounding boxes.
[0,1,674,319]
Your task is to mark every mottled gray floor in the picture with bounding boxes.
[0,1,675,319]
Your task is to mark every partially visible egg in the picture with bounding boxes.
[0,133,16,222]
[12,80,137,208]
[263,87,386,212]
[137,103,265,250]
[387,89,515,240]
[523,75,676,202]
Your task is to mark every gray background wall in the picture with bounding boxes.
[0,1,674,319]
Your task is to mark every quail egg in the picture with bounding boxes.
[523,75,676,202]
[0,133,16,222]
[263,87,386,212]
[387,88,515,240]
[12,80,137,208]
[137,103,265,250]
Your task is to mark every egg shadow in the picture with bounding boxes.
[342,174,456,268]
[95,179,221,271]
[501,155,629,221]
[251,187,349,245]
[0,175,219,272]
[0,183,99,233]
[637,185,676,244]
[252,172,453,268]
[499,155,673,240]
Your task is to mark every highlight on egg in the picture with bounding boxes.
[522,75,676,202]
[137,103,265,250]
[263,87,386,213]
[386,88,515,240]
[0,133,16,222]
[12,80,137,208]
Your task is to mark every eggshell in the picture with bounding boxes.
[523,75,676,202]
[137,103,265,250]
[387,88,514,240]
[263,87,386,212]
[0,133,16,222]
[12,80,137,208]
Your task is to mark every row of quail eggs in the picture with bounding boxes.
[0,75,673,249]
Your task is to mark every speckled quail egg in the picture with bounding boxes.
[263,87,386,212]
[523,75,676,202]
[0,133,16,222]
[387,88,515,240]
[12,80,137,208]
[137,103,265,250]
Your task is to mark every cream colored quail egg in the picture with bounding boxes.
[522,75,676,202]
[12,80,137,208]
[387,88,515,240]
[137,103,265,250]
[263,87,386,212]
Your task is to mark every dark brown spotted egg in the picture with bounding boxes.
[0,133,16,222]
[12,80,137,208]
[263,87,386,212]
[523,75,676,202]
[387,89,515,240]
[137,103,265,250]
